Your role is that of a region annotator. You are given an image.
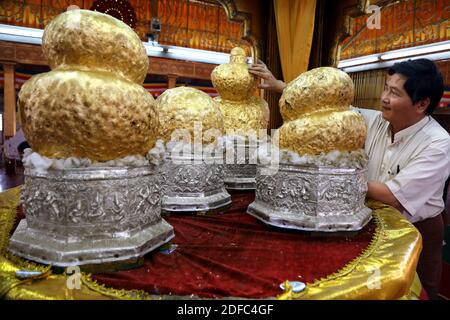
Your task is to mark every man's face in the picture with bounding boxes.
[380,73,425,132]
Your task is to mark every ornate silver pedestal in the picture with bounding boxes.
[161,153,231,213]
[247,163,372,232]
[223,140,258,190]
[8,166,174,267]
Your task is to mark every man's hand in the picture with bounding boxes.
[248,60,286,93]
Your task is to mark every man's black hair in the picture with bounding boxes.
[17,141,30,154]
[388,58,444,115]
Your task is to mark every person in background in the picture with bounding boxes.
[17,141,30,162]
[249,58,450,299]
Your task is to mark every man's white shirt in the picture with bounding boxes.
[356,108,450,223]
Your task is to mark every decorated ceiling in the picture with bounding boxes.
[0,0,251,54]
[340,0,449,60]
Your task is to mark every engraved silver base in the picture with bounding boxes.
[223,141,259,190]
[247,163,372,232]
[224,165,257,190]
[8,166,174,267]
[161,153,231,213]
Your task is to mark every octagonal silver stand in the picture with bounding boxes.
[8,166,174,268]
[160,151,232,214]
[247,163,372,232]
[223,140,261,190]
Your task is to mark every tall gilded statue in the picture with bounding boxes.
[274,67,367,155]
[18,9,158,161]
[210,47,269,190]
[211,47,269,137]
[9,9,174,269]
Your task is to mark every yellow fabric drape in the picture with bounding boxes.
[1,187,422,300]
[274,0,316,83]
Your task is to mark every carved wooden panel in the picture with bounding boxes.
[0,0,255,55]
[0,41,214,80]
[0,41,47,65]
[340,0,450,60]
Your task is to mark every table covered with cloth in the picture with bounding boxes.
[0,186,423,300]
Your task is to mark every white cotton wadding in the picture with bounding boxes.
[166,140,193,154]
[22,148,33,159]
[256,143,279,166]
[252,142,369,168]
[22,150,53,174]
[324,150,341,163]
[22,149,155,174]
[276,148,368,168]
[165,138,225,160]
[146,139,167,166]
[51,158,66,170]
[223,134,272,164]
[54,157,92,170]
[91,155,149,168]
[165,140,180,152]
[281,150,304,164]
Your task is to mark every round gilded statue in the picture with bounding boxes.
[156,87,224,144]
[18,9,158,161]
[42,9,148,84]
[274,67,367,155]
[211,47,269,136]
[211,47,256,101]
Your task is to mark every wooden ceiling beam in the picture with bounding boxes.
[0,41,215,80]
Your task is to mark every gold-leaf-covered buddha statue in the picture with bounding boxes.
[273,67,367,155]
[9,10,175,269]
[18,9,158,161]
[156,86,224,144]
[211,47,269,136]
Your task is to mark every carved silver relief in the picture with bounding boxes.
[8,166,174,267]
[248,163,372,232]
[223,141,259,190]
[160,152,231,213]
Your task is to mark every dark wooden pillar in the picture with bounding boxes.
[2,62,16,140]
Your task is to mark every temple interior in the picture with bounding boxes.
[0,0,449,301]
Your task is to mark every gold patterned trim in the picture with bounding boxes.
[278,208,385,299]
[278,200,422,299]
[3,252,50,273]
[0,186,21,255]
[80,274,157,300]
[0,261,52,299]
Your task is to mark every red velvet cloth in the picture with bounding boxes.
[93,192,374,298]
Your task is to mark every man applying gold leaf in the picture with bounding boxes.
[249,59,450,300]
